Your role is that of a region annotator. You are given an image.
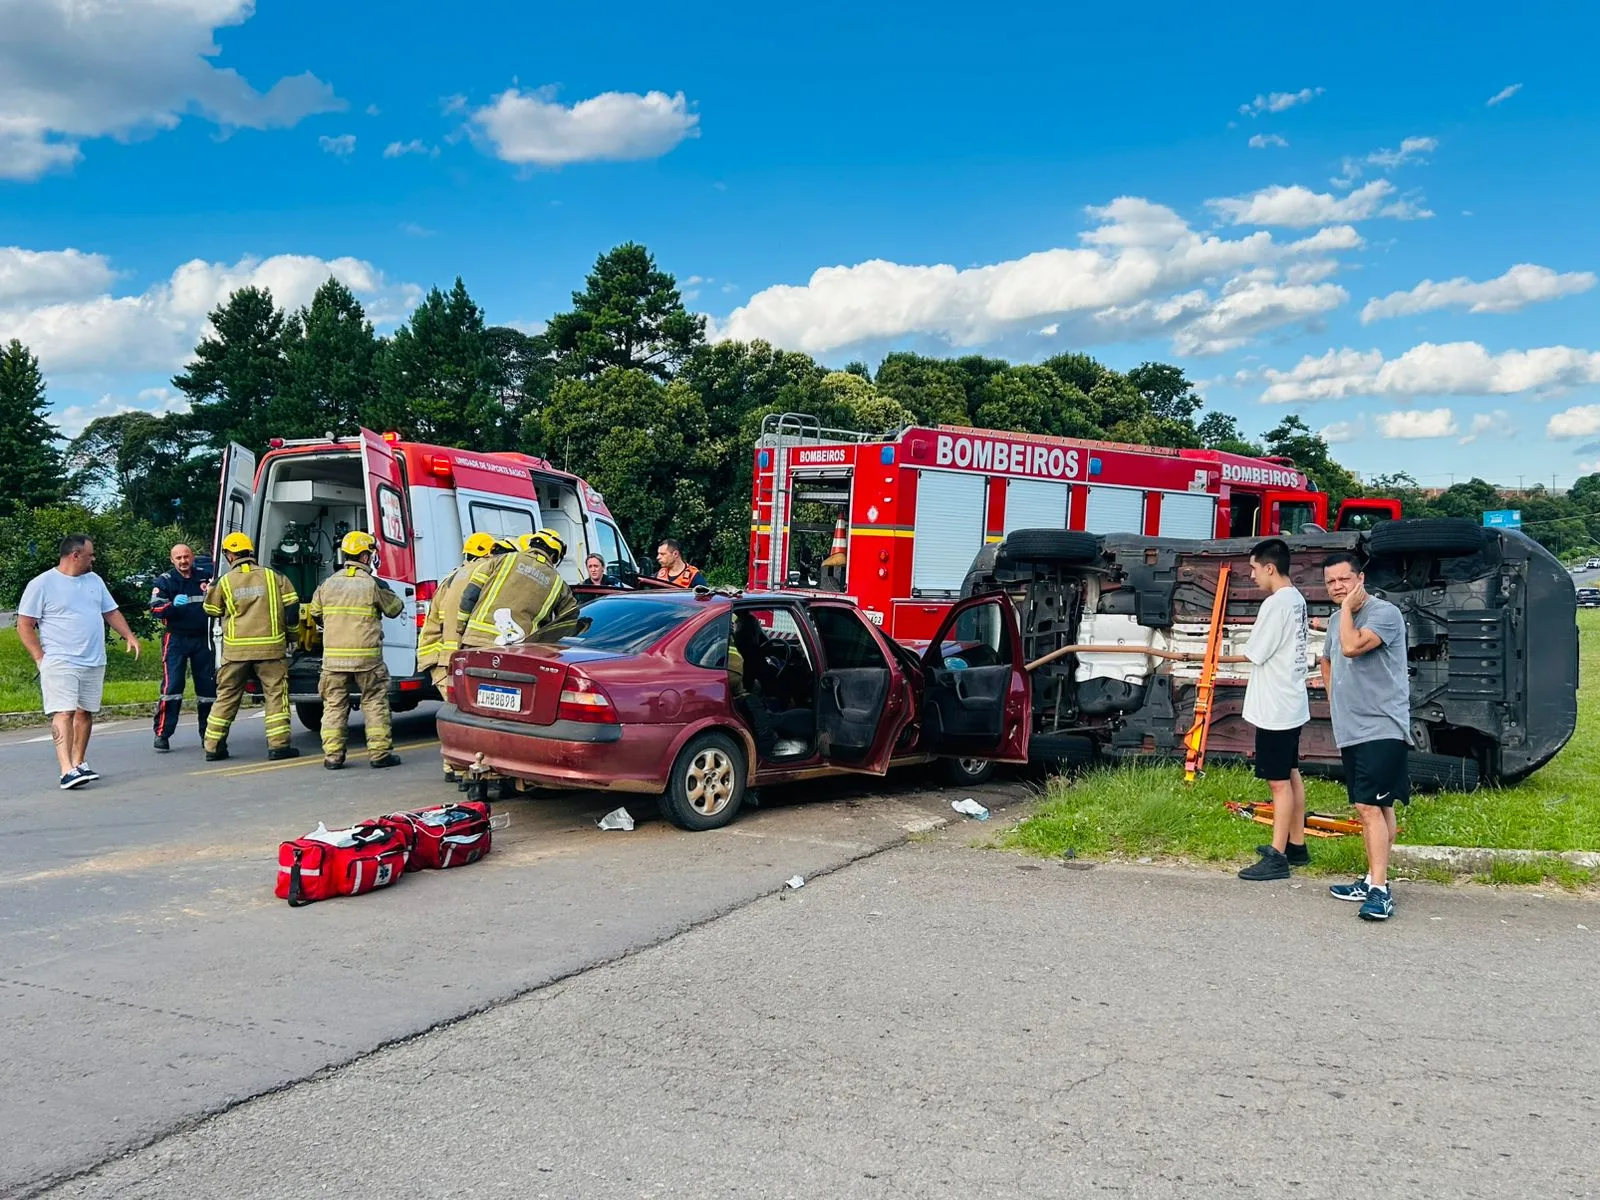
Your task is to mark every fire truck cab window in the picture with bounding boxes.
[1229,494,1262,538]
[1277,500,1318,535]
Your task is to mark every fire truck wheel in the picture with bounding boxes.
[295,702,324,732]
[659,731,748,832]
[1001,529,1103,565]
[1367,518,1484,558]
[940,756,997,786]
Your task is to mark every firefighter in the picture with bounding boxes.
[150,543,216,752]
[418,533,499,699]
[457,529,579,649]
[304,530,406,770]
[201,533,301,761]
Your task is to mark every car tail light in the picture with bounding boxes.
[245,679,261,695]
[557,671,617,724]
[415,579,437,629]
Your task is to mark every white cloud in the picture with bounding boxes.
[1459,409,1515,445]
[1239,88,1323,117]
[0,0,341,181]
[319,133,356,157]
[713,196,1364,356]
[0,247,116,307]
[1376,408,1458,439]
[383,139,436,158]
[1248,133,1288,149]
[1366,136,1438,169]
[1,250,421,377]
[1361,264,1596,322]
[1487,83,1523,107]
[469,87,698,166]
[1548,405,1600,440]
[1209,179,1431,227]
[1262,342,1600,404]
[1320,416,1366,444]
[55,386,191,439]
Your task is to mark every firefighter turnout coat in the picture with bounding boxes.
[417,559,477,684]
[458,551,579,649]
[306,563,405,671]
[201,558,300,751]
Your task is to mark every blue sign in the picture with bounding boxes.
[1483,509,1522,529]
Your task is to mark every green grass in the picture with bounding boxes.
[1004,610,1600,885]
[0,627,169,714]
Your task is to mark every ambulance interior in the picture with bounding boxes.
[255,451,372,602]
[533,475,589,583]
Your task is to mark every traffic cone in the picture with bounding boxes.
[822,514,848,567]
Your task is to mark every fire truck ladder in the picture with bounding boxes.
[755,413,883,591]
[1182,564,1231,784]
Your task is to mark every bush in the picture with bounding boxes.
[0,506,200,635]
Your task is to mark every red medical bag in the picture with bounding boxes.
[275,822,409,906]
[383,800,494,870]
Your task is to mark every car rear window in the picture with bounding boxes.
[533,595,697,654]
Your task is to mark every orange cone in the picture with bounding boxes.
[822,514,848,567]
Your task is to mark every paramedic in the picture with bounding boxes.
[150,542,216,752]
[585,553,621,587]
[656,539,707,588]
[305,531,406,769]
[202,533,301,762]
[457,529,579,650]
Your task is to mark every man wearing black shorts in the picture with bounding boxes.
[1235,539,1311,882]
[1320,552,1412,921]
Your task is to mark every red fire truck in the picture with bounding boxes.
[747,415,1399,643]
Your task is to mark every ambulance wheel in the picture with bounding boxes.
[295,702,324,732]
[1001,529,1102,565]
[1368,518,1483,558]
[659,732,746,832]
[940,756,996,786]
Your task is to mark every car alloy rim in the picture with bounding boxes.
[957,758,988,776]
[685,748,736,816]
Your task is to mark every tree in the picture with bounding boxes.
[874,352,972,426]
[485,324,556,432]
[0,339,66,517]
[1197,410,1263,456]
[546,243,705,379]
[174,287,291,451]
[1262,415,1361,503]
[66,411,216,529]
[1126,362,1203,424]
[278,278,380,438]
[375,279,507,447]
[973,366,1101,440]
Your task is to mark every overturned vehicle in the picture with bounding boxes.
[959,518,1578,789]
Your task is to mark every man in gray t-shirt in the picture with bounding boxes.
[1319,551,1412,922]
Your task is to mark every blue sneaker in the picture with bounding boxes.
[1329,877,1370,902]
[59,769,91,790]
[75,762,100,781]
[1359,885,1394,921]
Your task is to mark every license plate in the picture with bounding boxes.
[475,684,522,713]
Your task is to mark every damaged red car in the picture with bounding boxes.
[437,589,1031,830]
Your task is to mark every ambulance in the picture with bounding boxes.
[211,428,640,729]
[747,415,1399,643]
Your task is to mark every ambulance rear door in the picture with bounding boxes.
[211,442,258,572]
[358,429,420,678]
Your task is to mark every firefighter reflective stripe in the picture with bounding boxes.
[419,563,474,667]
[911,470,986,594]
[463,556,519,637]
[307,564,398,672]
[204,563,297,661]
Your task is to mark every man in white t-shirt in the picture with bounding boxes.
[16,535,142,791]
[1230,537,1311,882]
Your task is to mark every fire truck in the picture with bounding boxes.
[747,415,1400,643]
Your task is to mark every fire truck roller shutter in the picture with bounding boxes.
[1003,479,1070,537]
[1157,492,1217,540]
[912,470,987,595]
[1083,486,1146,536]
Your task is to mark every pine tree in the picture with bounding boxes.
[375,279,506,447]
[279,278,379,438]
[0,339,67,516]
[173,286,290,451]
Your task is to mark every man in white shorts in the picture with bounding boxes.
[16,535,142,790]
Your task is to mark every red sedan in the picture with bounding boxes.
[437,589,1032,830]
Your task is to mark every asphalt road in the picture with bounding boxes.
[34,840,1600,1200]
[0,702,1016,1198]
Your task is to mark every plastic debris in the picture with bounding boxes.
[951,798,990,820]
[597,807,635,831]
[1136,856,1153,864]
[785,875,805,889]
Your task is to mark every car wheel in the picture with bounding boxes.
[1368,518,1484,558]
[940,756,997,786]
[294,702,323,732]
[1406,751,1480,793]
[1001,529,1103,565]
[660,731,747,832]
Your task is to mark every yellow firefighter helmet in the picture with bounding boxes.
[519,528,567,565]
[463,532,498,559]
[340,530,378,559]
[221,532,255,555]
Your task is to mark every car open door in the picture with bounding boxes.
[1262,489,1329,535]
[211,442,258,569]
[358,428,419,677]
[918,594,1031,762]
[808,603,913,775]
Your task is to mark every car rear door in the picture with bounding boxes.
[918,594,1032,762]
[359,429,419,677]
[807,602,911,774]
[211,442,258,569]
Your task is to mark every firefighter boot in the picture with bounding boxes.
[371,753,402,769]
[324,754,346,770]
[205,741,230,762]
[267,746,302,761]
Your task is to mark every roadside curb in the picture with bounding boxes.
[1393,843,1600,873]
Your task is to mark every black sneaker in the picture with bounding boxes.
[1255,842,1310,866]
[370,752,402,769]
[59,769,91,790]
[1239,847,1291,881]
[153,736,170,753]
[266,747,302,761]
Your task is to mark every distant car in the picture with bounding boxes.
[1587,558,1600,569]
[1578,588,1600,608]
[438,589,1031,830]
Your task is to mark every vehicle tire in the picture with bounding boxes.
[1368,518,1483,558]
[1406,751,1480,793]
[1002,529,1102,565]
[940,756,997,787]
[659,731,747,832]
[294,702,323,732]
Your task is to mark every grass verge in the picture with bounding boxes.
[0,628,169,715]
[1004,611,1600,889]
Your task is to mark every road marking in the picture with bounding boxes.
[187,739,440,778]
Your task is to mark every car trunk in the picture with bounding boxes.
[452,644,622,725]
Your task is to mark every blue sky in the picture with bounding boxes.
[4,0,1599,488]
